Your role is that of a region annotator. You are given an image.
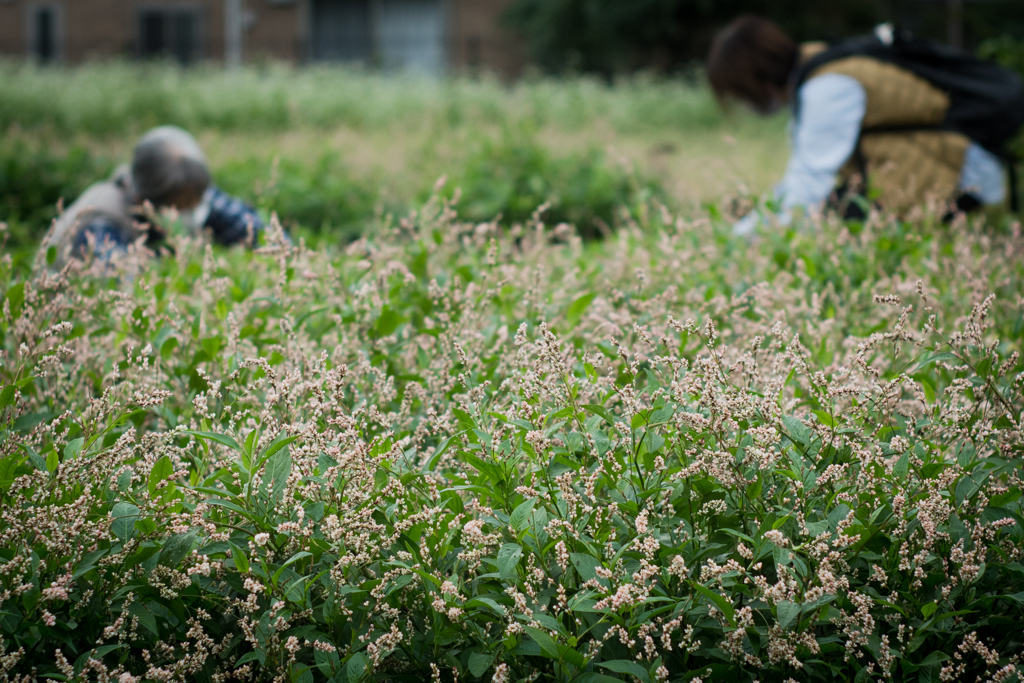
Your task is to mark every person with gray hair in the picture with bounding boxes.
[42,125,265,266]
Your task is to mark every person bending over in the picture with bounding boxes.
[42,126,265,267]
[707,16,1016,234]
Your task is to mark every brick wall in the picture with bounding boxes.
[0,0,524,75]
[448,0,525,78]
[245,0,303,62]
[0,2,27,57]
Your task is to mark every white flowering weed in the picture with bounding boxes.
[0,197,1021,682]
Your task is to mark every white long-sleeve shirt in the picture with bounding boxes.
[736,73,1006,235]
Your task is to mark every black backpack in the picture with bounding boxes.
[792,26,1024,210]
[793,26,1024,157]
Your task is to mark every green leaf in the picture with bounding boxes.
[597,660,650,683]
[782,415,812,447]
[777,600,801,630]
[805,520,829,537]
[6,283,24,318]
[918,651,949,666]
[524,626,560,659]
[64,437,84,461]
[990,489,1021,507]
[1003,592,1024,604]
[375,307,405,337]
[570,553,603,582]
[956,473,985,507]
[135,518,156,536]
[261,448,292,506]
[566,292,595,325]
[423,435,455,472]
[127,601,158,636]
[510,498,537,532]
[468,652,495,677]
[205,498,259,522]
[14,411,52,434]
[812,410,836,427]
[691,581,735,626]
[294,666,314,683]
[921,602,938,618]
[465,597,507,617]
[257,432,300,468]
[160,337,178,361]
[893,452,910,479]
[346,652,369,683]
[576,675,628,683]
[497,543,523,581]
[159,530,197,568]
[186,430,243,452]
[918,661,943,683]
[315,644,340,676]
[72,549,108,580]
[273,551,314,585]
[148,456,174,498]
[44,448,58,475]
[111,502,140,543]
[584,404,615,425]
[231,543,250,574]
[0,385,16,412]
[0,452,25,487]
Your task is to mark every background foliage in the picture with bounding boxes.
[504,0,1024,76]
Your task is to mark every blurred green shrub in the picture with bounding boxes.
[438,134,664,239]
[0,61,728,138]
[979,35,1024,76]
[214,153,383,244]
[0,140,115,247]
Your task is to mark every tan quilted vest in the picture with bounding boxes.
[41,165,143,267]
[802,45,969,212]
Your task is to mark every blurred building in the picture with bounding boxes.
[0,0,525,76]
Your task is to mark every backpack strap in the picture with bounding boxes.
[1008,153,1021,213]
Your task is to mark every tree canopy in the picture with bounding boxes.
[504,0,1024,76]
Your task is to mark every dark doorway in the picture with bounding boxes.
[139,9,201,64]
[32,6,57,63]
[311,0,372,62]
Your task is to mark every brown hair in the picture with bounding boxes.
[131,126,211,209]
[707,15,799,113]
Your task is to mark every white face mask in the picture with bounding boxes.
[187,196,212,231]
[160,193,211,235]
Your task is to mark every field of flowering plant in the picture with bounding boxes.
[0,197,1022,683]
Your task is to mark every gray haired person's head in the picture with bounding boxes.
[131,126,211,209]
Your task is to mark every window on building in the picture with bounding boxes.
[311,0,372,62]
[310,0,445,74]
[378,0,444,73]
[30,5,60,63]
[139,9,201,64]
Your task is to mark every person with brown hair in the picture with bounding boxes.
[707,15,1015,234]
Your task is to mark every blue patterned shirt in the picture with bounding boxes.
[73,186,265,258]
